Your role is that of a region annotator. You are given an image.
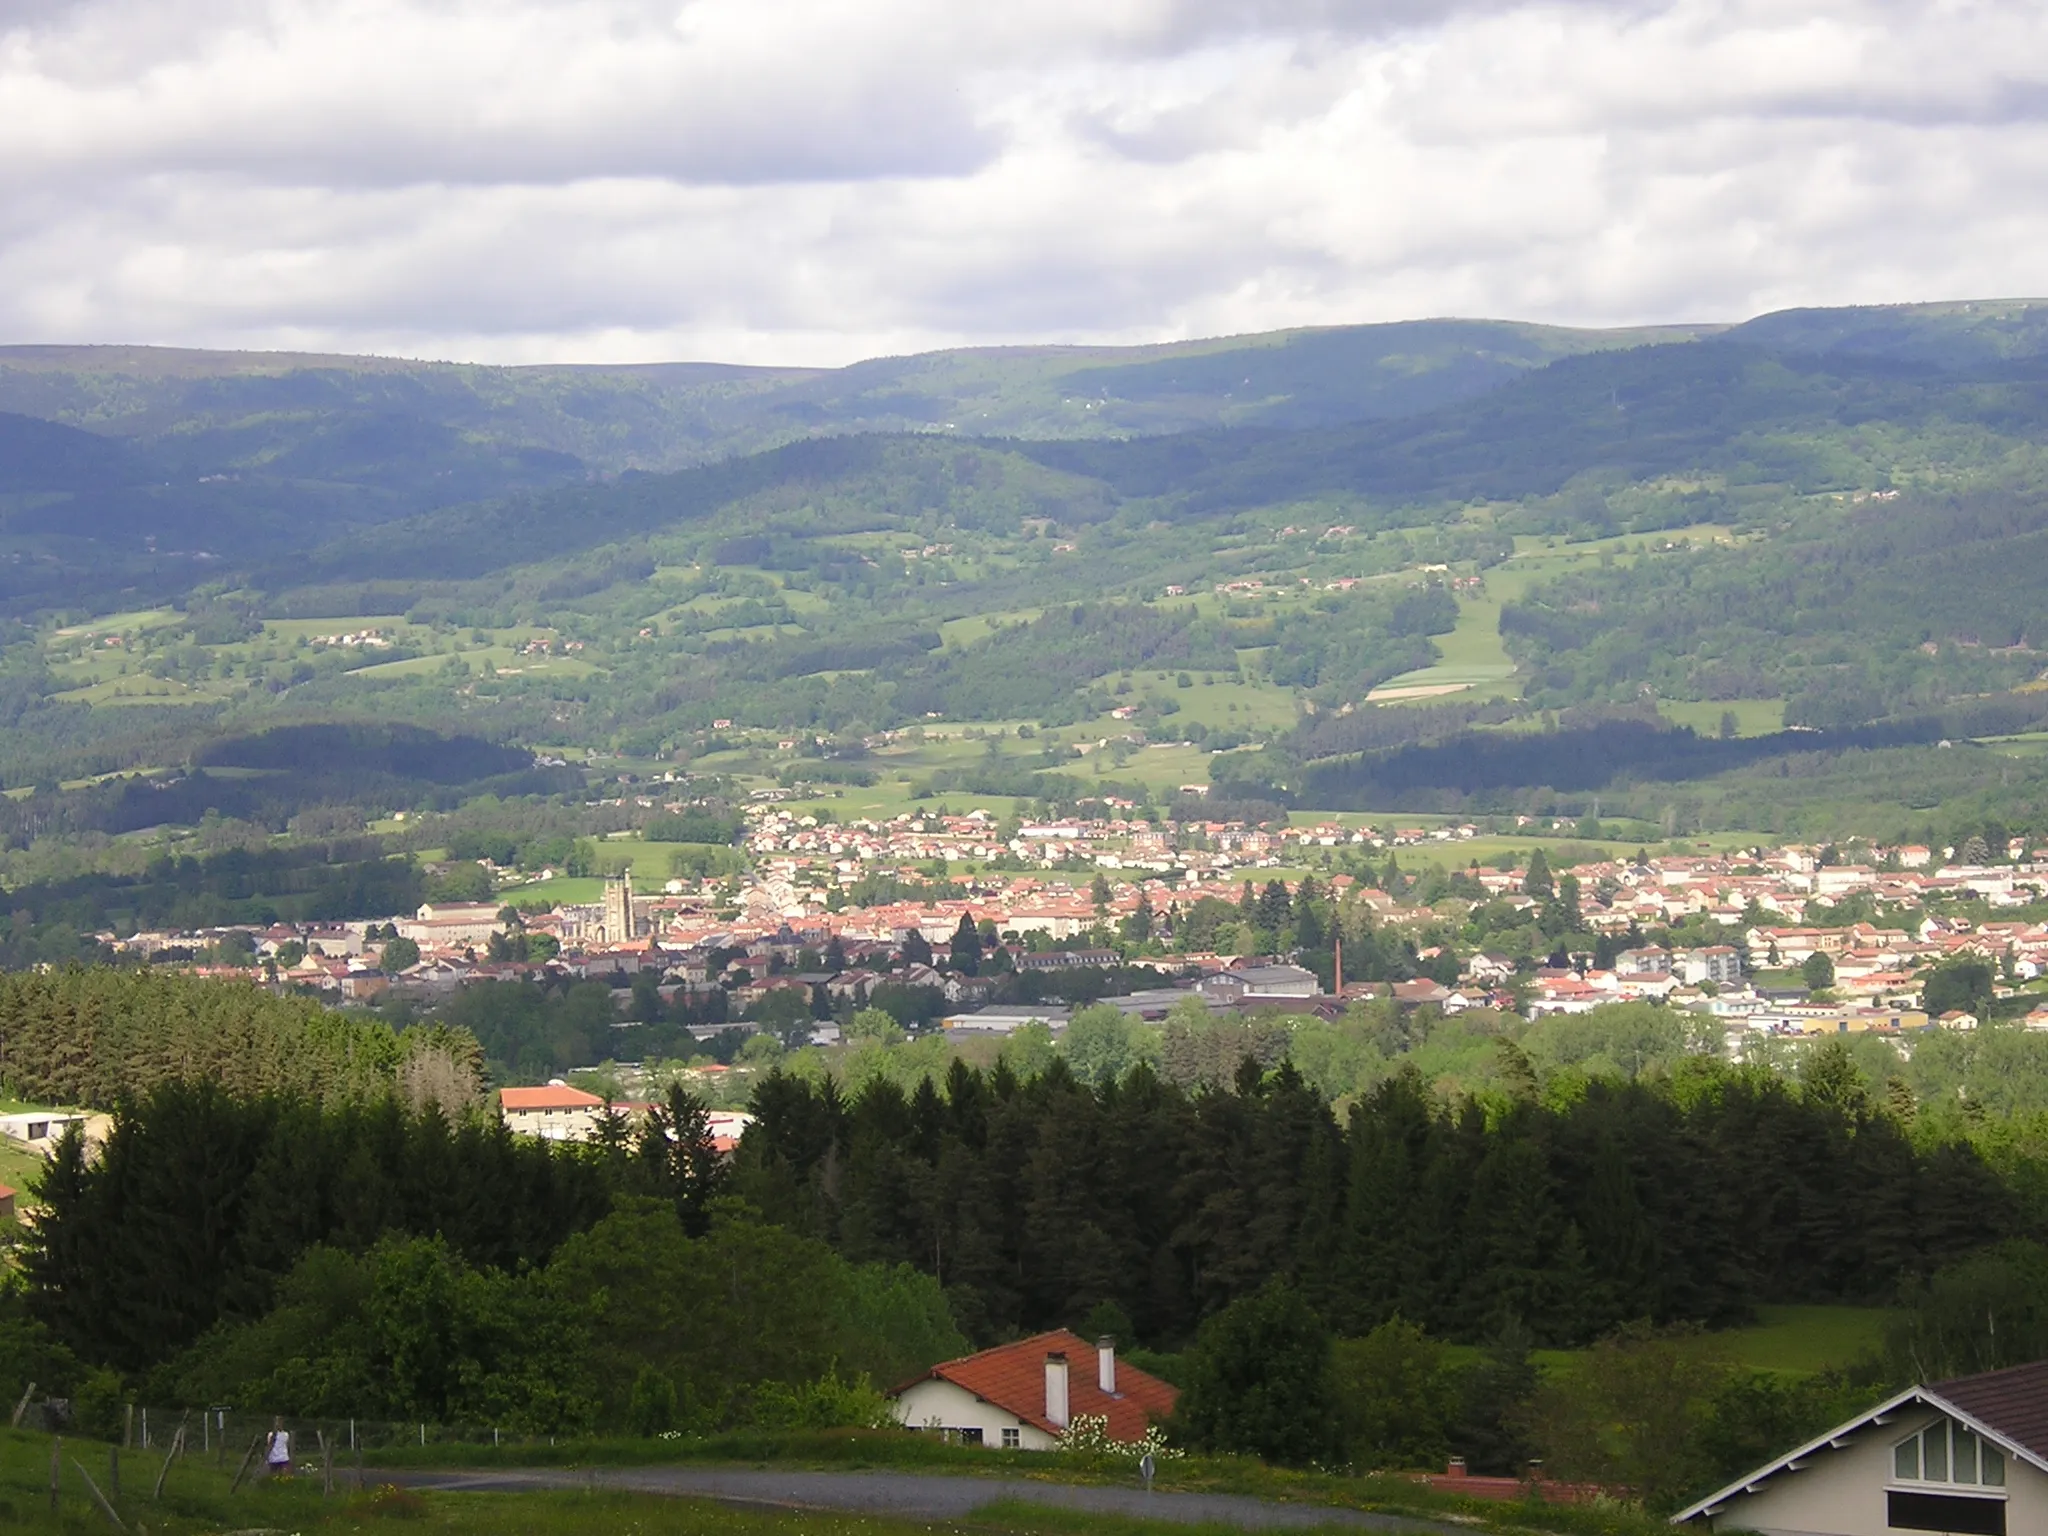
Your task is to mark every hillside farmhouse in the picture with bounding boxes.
[890,1331,1175,1450]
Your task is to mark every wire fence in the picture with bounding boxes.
[14,1391,568,1474]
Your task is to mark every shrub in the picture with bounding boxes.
[746,1369,894,1431]
[1168,1282,1343,1468]
[628,1366,677,1436]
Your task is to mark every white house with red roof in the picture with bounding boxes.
[499,1084,607,1141]
[890,1331,1175,1450]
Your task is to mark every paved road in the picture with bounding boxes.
[393,1465,1466,1533]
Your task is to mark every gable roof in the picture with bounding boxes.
[1933,1359,2048,1464]
[1673,1361,2048,1524]
[500,1086,604,1112]
[895,1330,1176,1443]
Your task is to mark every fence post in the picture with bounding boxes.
[419,1422,426,1446]
[50,1434,60,1515]
[9,1380,33,1428]
[122,1403,133,1449]
[72,1456,129,1533]
[154,1427,183,1500]
[108,1442,119,1498]
[229,1432,262,1494]
[319,1428,332,1497]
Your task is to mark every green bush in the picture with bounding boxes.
[1333,1319,1457,1470]
[746,1370,893,1431]
[70,1367,125,1442]
[628,1367,677,1436]
[1168,1282,1343,1468]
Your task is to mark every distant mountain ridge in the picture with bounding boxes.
[0,315,1706,477]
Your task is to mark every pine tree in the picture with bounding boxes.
[948,914,983,975]
[1340,1069,1437,1330]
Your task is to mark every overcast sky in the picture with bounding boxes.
[2,0,2044,365]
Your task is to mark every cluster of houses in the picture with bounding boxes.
[103,829,2048,1070]
[733,805,1476,878]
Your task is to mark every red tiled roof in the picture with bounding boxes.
[500,1086,604,1111]
[1934,1359,2048,1463]
[903,1329,1176,1442]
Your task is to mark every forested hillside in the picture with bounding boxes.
[12,299,2048,863]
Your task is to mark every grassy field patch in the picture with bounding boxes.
[500,877,607,908]
[1365,592,1517,707]
[1720,1305,1893,1374]
[939,608,1045,649]
[47,675,224,705]
[1657,699,1787,737]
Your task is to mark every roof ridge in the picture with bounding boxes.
[1934,1357,2048,1390]
[937,1328,1086,1370]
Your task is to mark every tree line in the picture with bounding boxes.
[0,968,481,1111]
[5,1033,2037,1464]
[17,1080,960,1437]
[731,1050,2016,1349]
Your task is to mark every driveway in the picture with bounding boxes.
[394,1465,1469,1534]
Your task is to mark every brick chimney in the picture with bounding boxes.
[1045,1351,1070,1428]
[1097,1335,1117,1394]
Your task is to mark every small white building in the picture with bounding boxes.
[0,1110,87,1146]
[1674,1359,2048,1534]
[890,1330,1176,1450]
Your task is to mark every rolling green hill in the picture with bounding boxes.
[9,299,2048,843]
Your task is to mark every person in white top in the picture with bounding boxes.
[265,1416,292,1478]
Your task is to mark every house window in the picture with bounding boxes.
[1002,1428,1020,1449]
[1895,1422,2006,1489]
[958,1428,983,1446]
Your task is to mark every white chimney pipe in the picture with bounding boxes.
[1045,1352,1070,1428]
[1098,1335,1117,1395]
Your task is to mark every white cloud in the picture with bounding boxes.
[1,0,2046,364]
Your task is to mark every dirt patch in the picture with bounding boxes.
[1366,682,1473,702]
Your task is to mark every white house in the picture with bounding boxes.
[890,1330,1176,1450]
[1674,1359,2048,1534]
[499,1084,608,1141]
[0,1110,88,1147]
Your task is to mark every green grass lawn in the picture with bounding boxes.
[1112,673,1301,733]
[1722,1305,1893,1374]
[46,675,227,706]
[1981,729,2048,757]
[1514,1305,1894,1384]
[501,877,607,908]
[1368,592,1519,706]
[1657,699,1788,738]
[0,1141,51,1208]
[940,608,1046,649]
[51,608,181,638]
